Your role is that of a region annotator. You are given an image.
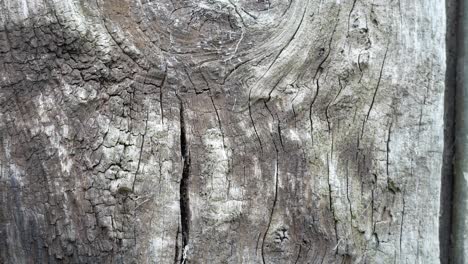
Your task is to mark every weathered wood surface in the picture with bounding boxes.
[0,0,447,263]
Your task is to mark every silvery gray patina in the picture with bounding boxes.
[0,0,449,263]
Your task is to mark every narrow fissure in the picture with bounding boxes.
[261,105,280,263]
[440,0,459,263]
[160,68,167,124]
[294,245,302,264]
[309,18,339,145]
[386,121,392,189]
[132,110,149,191]
[248,89,264,152]
[361,44,389,139]
[178,96,191,263]
[326,155,339,251]
[261,155,279,264]
[347,0,358,34]
[399,195,406,261]
[309,78,321,145]
[345,160,354,230]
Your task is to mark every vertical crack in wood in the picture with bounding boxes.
[160,67,167,124]
[361,44,389,138]
[201,72,226,150]
[440,0,458,262]
[398,194,406,262]
[347,0,358,34]
[326,155,338,253]
[178,96,191,263]
[294,244,302,264]
[248,87,264,152]
[261,104,280,263]
[132,110,149,191]
[310,19,339,145]
[386,120,392,190]
[325,77,345,135]
[261,155,279,264]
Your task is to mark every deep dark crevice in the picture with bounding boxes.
[440,0,459,263]
[178,96,191,263]
[326,155,339,253]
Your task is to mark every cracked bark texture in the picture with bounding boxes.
[0,0,447,263]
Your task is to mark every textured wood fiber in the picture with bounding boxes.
[0,0,446,263]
